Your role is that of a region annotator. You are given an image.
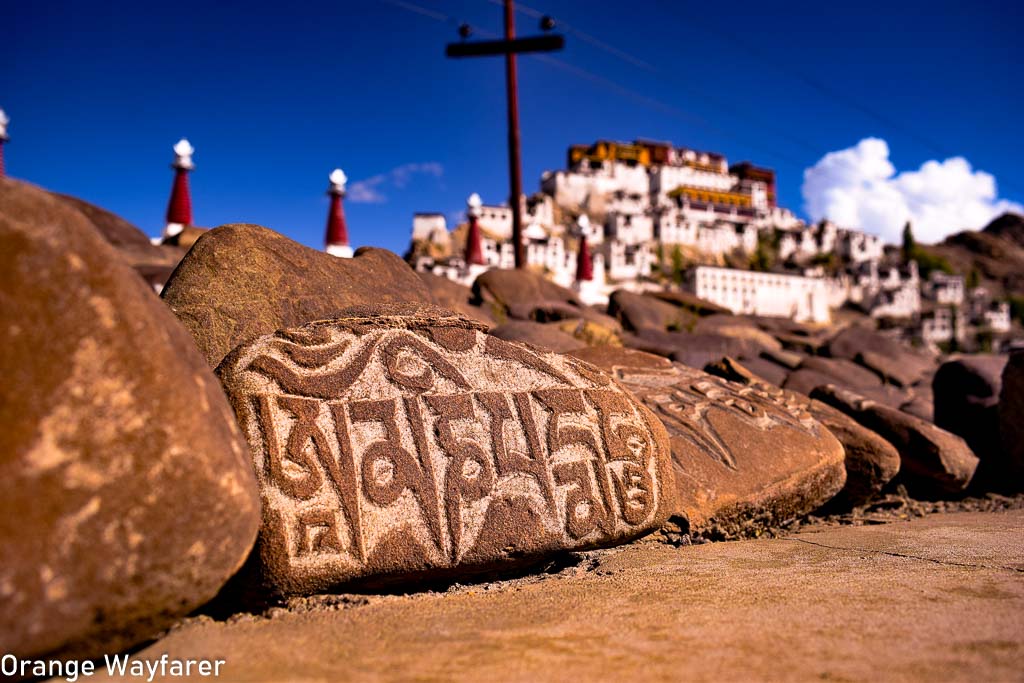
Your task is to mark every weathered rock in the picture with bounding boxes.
[692,315,784,352]
[217,306,674,595]
[997,352,1024,487]
[625,328,766,369]
[783,368,843,396]
[161,224,433,367]
[0,180,260,660]
[855,350,918,387]
[826,326,935,386]
[471,268,581,313]
[736,356,790,387]
[900,394,934,423]
[704,357,900,507]
[1,178,185,291]
[569,348,846,534]
[785,369,911,408]
[812,384,979,498]
[761,347,805,370]
[933,356,1006,470]
[608,290,697,333]
[799,356,883,390]
[417,271,495,328]
[556,318,623,347]
[507,300,622,333]
[647,289,730,316]
[489,320,586,353]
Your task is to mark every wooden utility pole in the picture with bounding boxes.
[447,1,563,269]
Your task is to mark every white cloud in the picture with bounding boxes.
[802,138,1022,244]
[348,162,443,204]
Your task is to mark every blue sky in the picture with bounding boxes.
[5,0,1022,254]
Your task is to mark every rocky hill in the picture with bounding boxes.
[920,212,1024,297]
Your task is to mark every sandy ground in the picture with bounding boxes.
[88,509,1024,682]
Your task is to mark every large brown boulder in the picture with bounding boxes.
[161,224,433,367]
[624,328,768,369]
[934,355,1007,488]
[0,178,185,291]
[217,306,675,595]
[692,315,783,352]
[0,181,260,660]
[609,290,698,333]
[826,326,935,386]
[488,320,586,353]
[812,384,978,498]
[647,290,730,316]
[417,271,495,328]
[997,352,1024,488]
[705,357,900,507]
[570,348,846,535]
[799,356,883,390]
[471,268,581,313]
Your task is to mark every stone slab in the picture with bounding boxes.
[217,308,674,595]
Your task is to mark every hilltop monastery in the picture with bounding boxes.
[406,138,1009,344]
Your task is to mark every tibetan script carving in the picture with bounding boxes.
[217,310,673,594]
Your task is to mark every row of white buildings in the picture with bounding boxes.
[409,139,897,324]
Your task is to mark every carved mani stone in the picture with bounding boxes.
[217,309,674,595]
[569,347,846,534]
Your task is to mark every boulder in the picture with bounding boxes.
[826,326,935,386]
[0,180,260,660]
[900,394,934,423]
[783,369,842,396]
[0,178,185,291]
[997,352,1024,488]
[736,356,790,387]
[761,347,805,370]
[488,320,586,353]
[417,272,495,328]
[217,306,674,595]
[160,224,433,367]
[812,385,979,498]
[625,328,766,369]
[570,348,846,534]
[692,315,783,352]
[507,300,622,333]
[705,358,900,507]
[933,356,1006,473]
[785,369,910,408]
[647,290,730,316]
[608,290,697,333]
[471,268,581,313]
[799,357,883,390]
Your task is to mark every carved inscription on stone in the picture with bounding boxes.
[637,368,822,471]
[217,315,672,593]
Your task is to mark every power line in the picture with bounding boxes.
[378,0,814,170]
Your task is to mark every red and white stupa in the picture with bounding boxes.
[0,109,9,178]
[163,138,195,240]
[464,192,486,268]
[324,168,353,258]
[572,214,603,303]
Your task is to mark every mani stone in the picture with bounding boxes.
[705,357,899,507]
[568,347,846,534]
[812,384,979,498]
[216,307,675,595]
[160,223,434,368]
[0,179,260,660]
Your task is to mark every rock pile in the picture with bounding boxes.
[1,189,1020,663]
